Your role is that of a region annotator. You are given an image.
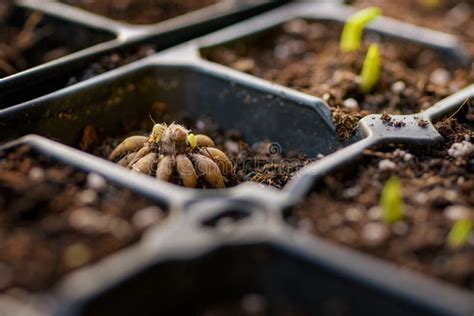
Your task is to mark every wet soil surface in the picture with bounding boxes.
[352,0,474,55]
[0,145,166,297]
[79,102,312,189]
[292,111,474,290]
[61,0,220,25]
[0,2,111,78]
[203,19,473,138]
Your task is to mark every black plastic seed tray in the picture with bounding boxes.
[0,135,176,316]
[0,1,474,315]
[0,0,285,109]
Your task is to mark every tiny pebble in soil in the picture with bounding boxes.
[378,159,396,171]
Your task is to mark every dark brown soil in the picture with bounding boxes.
[0,2,110,78]
[203,19,473,138]
[292,111,474,290]
[67,44,157,85]
[0,145,166,297]
[352,0,474,55]
[79,102,312,189]
[61,0,220,25]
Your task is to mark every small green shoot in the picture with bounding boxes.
[380,176,404,224]
[448,219,472,248]
[187,133,197,149]
[340,7,382,52]
[360,43,381,93]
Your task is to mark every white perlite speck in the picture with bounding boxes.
[368,206,382,220]
[444,205,471,222]
[345,207,363,222]
[429,68,451,86]
[28,167,45,182]
[75,189,98,205]
[391,81,406,94]
[87,172,106,191]
[448,141,474,158]
[393,149,414,162]
[402,152,414,162]
[343,98,359,111]
[69,207,132,239]
[362,222,389,247]
[378,159,396,171]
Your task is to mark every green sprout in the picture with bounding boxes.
[380,176,404,224]
[360,43,381,93]
[187,133,197,149]
[340,7,382,52]
[448,219,472,248]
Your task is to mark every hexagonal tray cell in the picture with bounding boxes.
[281,86,474,314]
[0,136,170,315]
[292,117,474,288]
[0,57,352,190]
[0,2,115,79]
[55,240,472,316]
[60,0,223,25]
[349,0,474,54]
[0,0,283,109]
[192,2,472,138]
[59,0,286,95]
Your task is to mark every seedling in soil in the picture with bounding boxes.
[448,219,472,248]
[340,7,381,52]
[109,123,233,188]
[360,43,381,93]
[380,176,404,224]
